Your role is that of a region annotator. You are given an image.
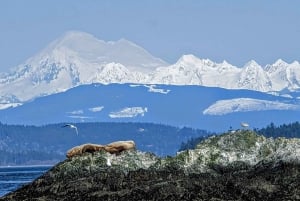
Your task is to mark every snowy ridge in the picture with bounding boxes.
[149,55,241,87]
[0,31,300,109]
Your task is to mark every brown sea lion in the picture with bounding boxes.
[104,140,136,154]
[66,140,136,158]
[66,143,104,158]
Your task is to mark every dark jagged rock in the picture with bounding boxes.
[1,130,300,200]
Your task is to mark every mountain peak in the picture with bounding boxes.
[239,60,271,91]
[178,54,200,63]
[264,59,288,74]
[291,60,300,66]
[221,60,230,65]
[177,55,215,67]
[273,59,288,66]
[48,30,103,52]
[27,31,168,72]
[60,30,97,41]
[244,60,260,68]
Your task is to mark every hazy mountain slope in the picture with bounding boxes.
[0,83,299,131]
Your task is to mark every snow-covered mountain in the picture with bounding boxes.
[149,55,240,87]
[265,59,300,91]
[1,31,300,109]
[150,55,300,92]
[0,31,167,108]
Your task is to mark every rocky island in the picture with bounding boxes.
[1,130,300,200]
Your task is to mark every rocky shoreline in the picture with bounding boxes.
[1,130,300,200]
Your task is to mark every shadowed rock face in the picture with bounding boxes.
[1,131,300,201]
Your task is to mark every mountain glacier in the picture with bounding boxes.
[203,98,300,115]
[0,31,300,109]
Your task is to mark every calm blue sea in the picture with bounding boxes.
[0,166,51,197]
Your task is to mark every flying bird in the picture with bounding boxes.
[138,128,145,132]
[62,124,78,135]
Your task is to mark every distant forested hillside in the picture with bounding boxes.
[0,122,210,166]
[3,121,299,166]
[254,121,300,138]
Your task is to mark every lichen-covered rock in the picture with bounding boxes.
[2,130,300,200]
[178,130,300,173]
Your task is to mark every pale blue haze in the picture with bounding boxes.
[0,0,300,72]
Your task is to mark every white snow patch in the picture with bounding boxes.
[0,103,22,110]
[144,85,170,94]
[130,84,170,94]
[109,107,148,118]
[129,84,141,87]
[281,94,293,98]
[67,110,84,115]
[89,106,104,112]
[203,98,300,115]
[67,115,93,119]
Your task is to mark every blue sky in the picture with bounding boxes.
[1,0,300,72]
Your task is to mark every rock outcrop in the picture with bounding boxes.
[1,130,300,200]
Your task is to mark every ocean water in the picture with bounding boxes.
[0,166,51,197]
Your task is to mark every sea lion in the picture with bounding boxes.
[66,143,104,158]
[104,140,136,154]
[66,140,136,158]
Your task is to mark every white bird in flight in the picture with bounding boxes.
[62,124,78,135]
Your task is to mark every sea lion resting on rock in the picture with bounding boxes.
[103,140,136,154]
[66,143,104,158]
[66,140,135,158]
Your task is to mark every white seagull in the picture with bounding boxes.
[106,158,111,166]
[241,122,250,129]
[62,124,78,135]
